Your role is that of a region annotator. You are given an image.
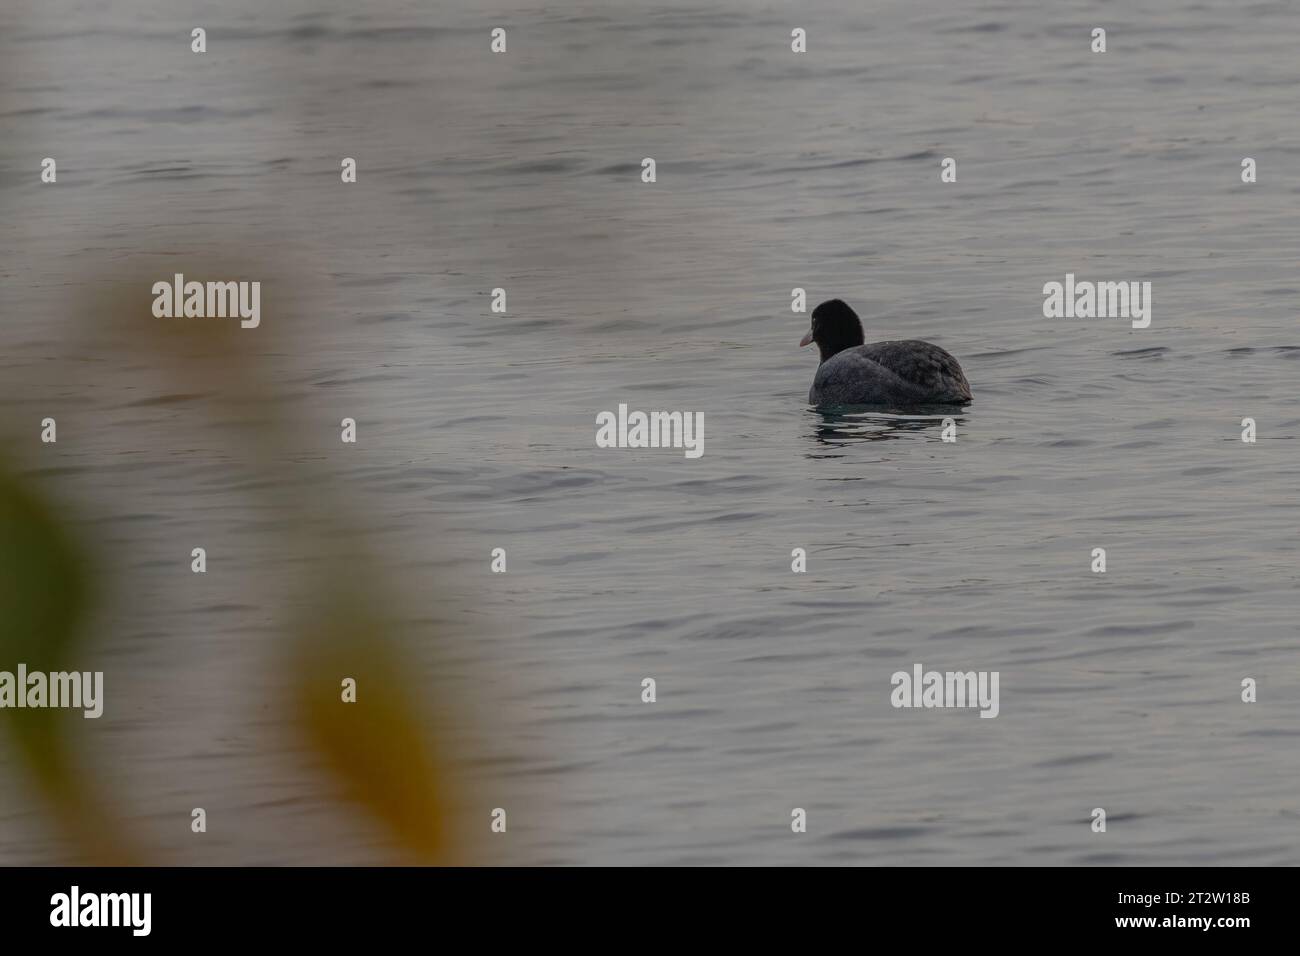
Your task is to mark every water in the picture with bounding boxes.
[2,0,1299,865]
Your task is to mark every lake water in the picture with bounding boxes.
[2,0,1299,865]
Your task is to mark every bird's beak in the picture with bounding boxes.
[799,329,814,347]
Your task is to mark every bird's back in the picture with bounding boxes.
[809,340,971,405]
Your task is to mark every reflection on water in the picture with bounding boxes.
[807,407,968,453]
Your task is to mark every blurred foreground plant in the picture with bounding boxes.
[0,265,473,865]
[0,464,141,864]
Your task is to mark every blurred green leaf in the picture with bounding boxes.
[0,463,138,863]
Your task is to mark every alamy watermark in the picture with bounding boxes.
[50,886,150,936]
[1043,273,1151,329]
[0,664,103,718]
[152,273,260,328]
[890,663,999,718]
[595,404,704,459]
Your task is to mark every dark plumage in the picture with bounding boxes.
[799,299,972,406]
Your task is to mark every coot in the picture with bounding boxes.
[800,299,972,406]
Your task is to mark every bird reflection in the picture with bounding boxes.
[805,406,968,456]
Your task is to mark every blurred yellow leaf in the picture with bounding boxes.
[290,579,450,862]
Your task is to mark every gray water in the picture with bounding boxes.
[2,0,1299,865]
